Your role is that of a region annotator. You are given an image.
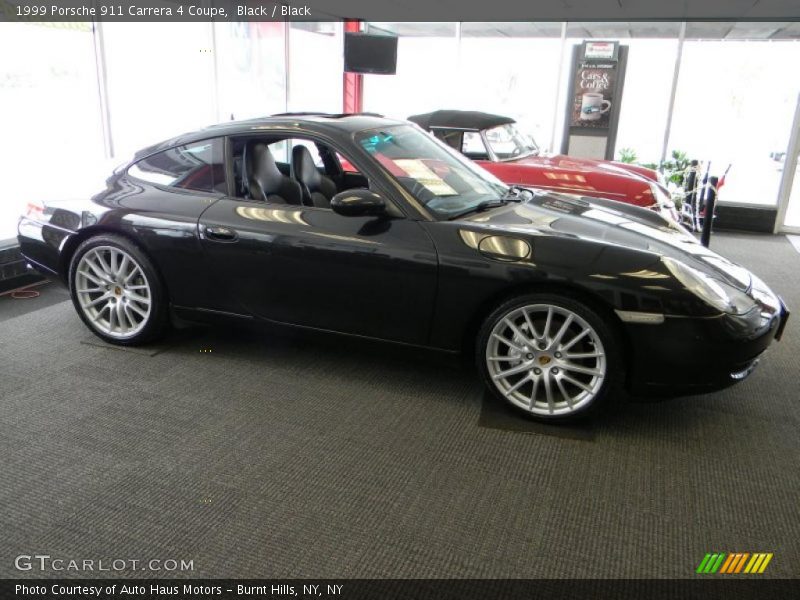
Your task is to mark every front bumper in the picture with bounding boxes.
[626,296,788,397]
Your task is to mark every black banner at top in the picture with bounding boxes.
[1,0,800,22]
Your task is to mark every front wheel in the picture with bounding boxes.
[477,293,623,420]
[69,234,168,345]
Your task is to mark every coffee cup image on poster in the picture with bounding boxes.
[570,61,617,129]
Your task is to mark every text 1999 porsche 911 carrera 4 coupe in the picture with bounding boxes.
[18,113,789,421]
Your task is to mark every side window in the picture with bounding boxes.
[233,135,380,209]
[267,139,290,164]
[433,129,463,152]
[265,140,292,177]
[462,131,489,159]
[291,139,324,167]
[336,152,359,174]
[128,139,226,194]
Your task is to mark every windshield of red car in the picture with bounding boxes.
[355,125,508,219]
[484,123,539,160]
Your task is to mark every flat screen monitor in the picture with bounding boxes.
[344,33,398,75]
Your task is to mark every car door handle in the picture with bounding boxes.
[204,225,238,242]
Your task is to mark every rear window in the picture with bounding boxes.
[128,139,226,194]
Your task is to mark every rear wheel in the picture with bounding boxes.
[69,235,168,345]
[477,293,622,420]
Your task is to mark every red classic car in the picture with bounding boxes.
[407,110,677,221]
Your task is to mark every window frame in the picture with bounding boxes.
[225,129,409,219]
[483,123,540,162]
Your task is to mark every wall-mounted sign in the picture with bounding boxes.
[584,41,618,60]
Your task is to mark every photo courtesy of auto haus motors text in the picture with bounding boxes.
[13,583,344,598]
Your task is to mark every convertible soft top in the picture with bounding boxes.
[408,110,515,131]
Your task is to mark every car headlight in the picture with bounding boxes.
[662,257,756,315]
[749,273,781,312]
[649,183,682,226]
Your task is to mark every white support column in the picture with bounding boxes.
[209,20,220,122]
[456,21,462,103]
[774,93,800,233]
[549,22,567,154]
[284,21,291,113]
[92,20,114,159]
[660,22,686,166]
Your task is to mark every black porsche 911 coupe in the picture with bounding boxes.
[18,113,788,421]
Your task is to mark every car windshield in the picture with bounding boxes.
[484,123,539,160]
[355,124,509,219]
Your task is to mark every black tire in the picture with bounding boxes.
[69,234,168,345]
[476,292,624,421]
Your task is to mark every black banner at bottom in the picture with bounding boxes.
[2,579,799,600]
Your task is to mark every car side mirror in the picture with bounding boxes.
[330,189,386,217]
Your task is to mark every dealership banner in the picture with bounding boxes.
[2,579,799,600]
[2,0,800,22]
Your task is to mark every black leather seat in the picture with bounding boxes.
[243,142,302,205]
[292,145,337,208]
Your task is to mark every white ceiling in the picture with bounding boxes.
[368,21,800,40]
[309,0,800,23]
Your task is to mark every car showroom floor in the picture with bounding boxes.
[1,232,798,579]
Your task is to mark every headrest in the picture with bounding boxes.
[245,142,284,195]
[292,145,321,188]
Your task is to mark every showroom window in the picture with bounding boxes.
[668,37,800,206]
[288,22,344,113]
[0,22,106,241]
[457,28,564,153]
[215,21,288,122]
[613,36,681,164]
[363,23,564,152]
[363,23,460,119]
[102,22,218,157]
[128,139,226,194]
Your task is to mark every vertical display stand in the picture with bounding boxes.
[560,41,628,161]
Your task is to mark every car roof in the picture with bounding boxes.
[134,113,407,159]
[407,110,515,132]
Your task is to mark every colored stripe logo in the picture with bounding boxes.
[696,552,773,574]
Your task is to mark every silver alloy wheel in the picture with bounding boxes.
[74,245,152,339]
[486,303,606,416]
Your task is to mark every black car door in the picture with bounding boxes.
[197,138,439,346]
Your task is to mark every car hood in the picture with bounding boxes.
[507,154,654,182]
[458,191,752,291]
